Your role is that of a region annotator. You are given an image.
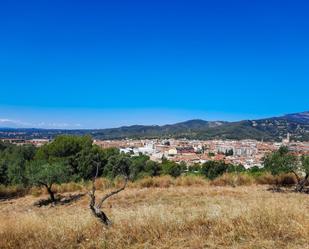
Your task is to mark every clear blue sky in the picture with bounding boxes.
[0,0,308,128]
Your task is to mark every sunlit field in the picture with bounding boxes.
[0,180,308,249]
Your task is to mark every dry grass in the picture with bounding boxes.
[132,175,208,188]
[254,173,298,186]
[0,185,28,199]
[2,173,298,200]
[210,173,254,186]
[254,172,277,185]
[0,185,308,249]
[210,173,298,187]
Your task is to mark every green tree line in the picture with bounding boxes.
[1,136,308,200]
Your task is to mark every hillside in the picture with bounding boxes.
[1,184,309,249]
[0,111,308,141]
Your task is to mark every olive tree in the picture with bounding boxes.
[296,155,309,192]
[89,154,130,226]
[264,146,308,192]
[264,146,298,175]
[26,161,70,203]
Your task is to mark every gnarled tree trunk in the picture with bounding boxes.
[46,186,55,203]
[295,174,308,192]
[39,181,56,203]
[88,161,128,226]
[89,203,112,226]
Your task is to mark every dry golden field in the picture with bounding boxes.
[0,181,308,249]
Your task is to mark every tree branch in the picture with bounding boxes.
[97,176,128,209]
[89,161,100,207]
[291,170,300,183]
[88,156,128,226]
[38,181,48,188]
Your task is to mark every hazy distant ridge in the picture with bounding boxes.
[0,111,308,141]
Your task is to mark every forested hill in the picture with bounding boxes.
[0,111,309,141]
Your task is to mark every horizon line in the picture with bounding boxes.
[0,110,308,130]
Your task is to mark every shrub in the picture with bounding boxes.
[210,173,254,186]
[174,175,208,186]
[134,176,155,188]
[254,172,276,185]
[134,175,174,188]
[0,185,28,199]
[276,173,298,186]
[201,161,229,179]
[161,160,183,177]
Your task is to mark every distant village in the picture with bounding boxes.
[3,134,308,169]
[93,134,309,168]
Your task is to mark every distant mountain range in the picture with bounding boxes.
[1,111,309,141]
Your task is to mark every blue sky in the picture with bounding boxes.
[0,0,308,129]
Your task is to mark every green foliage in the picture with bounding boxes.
[225,149,234,156]
[247,166,266,176]
[263,146,298,175]
[35,135,92,161]
[130,154,150,179]
[74,145,119,180]
[0,144,36,185]
[226,164,246,173]
[144,160,161,176]
[103,153,132,178]
[301,155,309,175]
[35,135,95,179]
[26,161,71,187]
[161,159,183,177]
[1,134,308,193]
[0,141,11,152]
[187,163,200,173]
[201,160,229,179]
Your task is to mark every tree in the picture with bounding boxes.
[0,141,11,152]
[201,160,229,179]
[263,146,298,176]
[144,160,161,176]
[35,135,93,178]
[263,146,308,192]
[103,153,131,178]
[0,144,36,185]
[26,161,70,203]
[36,135,93,160]
[129,154,150,179]
[89,156,129,226]
[161,159,183,177]
[0,151,9,185]
[225,149,234,156]
[7,145,36,185]
[188,163,200,173]
[227,164,246,173]
[296,156,309,192]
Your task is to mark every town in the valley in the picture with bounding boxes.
[2,134,309,169]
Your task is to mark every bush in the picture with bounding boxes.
[201,161,229,179]
[161,160,183,177]
[0,185,28,199]
[210,173,254,186]
[254,172,276,185]
[133,176,174,188]
[276,173,298,186]
[174,175,208,186]
[133,175,208,188]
